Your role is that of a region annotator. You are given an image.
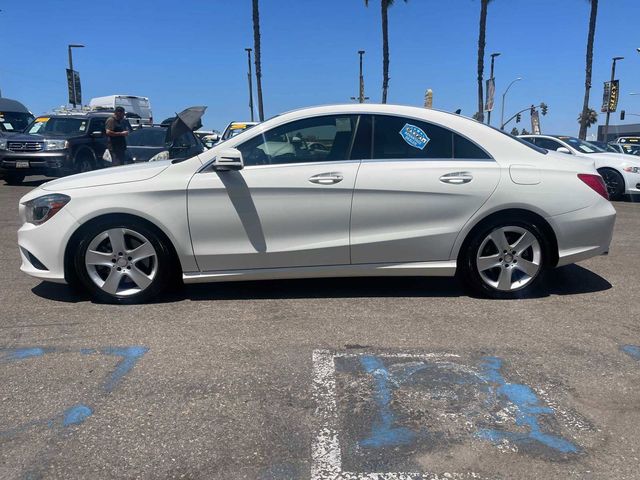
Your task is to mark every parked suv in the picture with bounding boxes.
[0,112,111,185]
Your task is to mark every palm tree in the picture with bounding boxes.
[578,107,598,130]
[252,0,265,121]
[476,0,493,123]
[364,0,408,103]
[578,0,598,139]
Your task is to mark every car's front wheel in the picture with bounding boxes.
[459,219,548,299]
[73,218,175,304]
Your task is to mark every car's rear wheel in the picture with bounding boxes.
[459,219,548,299]
[5,173,25,185]
[73,218,174,304]
[597,168,625,201]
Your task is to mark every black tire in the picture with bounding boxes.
[457,217,550,299]
[73,218,175,304]
[598,168,625,201]
[4,173,25,185]
[75,151,95,174]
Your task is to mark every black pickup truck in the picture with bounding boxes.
[0,112,111,185]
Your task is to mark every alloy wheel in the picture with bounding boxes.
[476,226,542,292]
[84,228,158,296]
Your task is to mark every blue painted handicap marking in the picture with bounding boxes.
[0,345,148,436]
[399,123,430,150]
[621,345,640,360]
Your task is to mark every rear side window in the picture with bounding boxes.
[453,133,491,159]
[373,115,452,159]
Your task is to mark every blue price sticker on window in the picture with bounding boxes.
[399,123,430,150]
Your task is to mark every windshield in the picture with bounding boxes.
[0,112,34,132]
[556,136,606,154]
[26,117,89,136]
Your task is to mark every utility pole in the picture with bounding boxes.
[487,52,500,125]
[245,48,255,122]
[358,50,366,103]
[500,77,522,130]
[603,56,623,142]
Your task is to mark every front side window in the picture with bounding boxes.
[535,138,565,151]
[237,115,357,166]
[0,112,34,132]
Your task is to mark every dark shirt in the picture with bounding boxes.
[106,116,132,151]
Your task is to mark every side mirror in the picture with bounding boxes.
[212,148,244,171]
[90,131,104,138]
[556,147,572,155]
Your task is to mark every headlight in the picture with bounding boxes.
[623,166,640,173]
[149,150,170,162]
[24,194,71,225]
[43,139,69,151]
[0,139,7,150]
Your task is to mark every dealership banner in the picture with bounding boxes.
[485,78,495,112]
[601,80,619,113]
[66,69,82,105]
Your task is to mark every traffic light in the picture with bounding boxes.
[621,110,626,121]
[541,103,548,116]
[516,113,522,123]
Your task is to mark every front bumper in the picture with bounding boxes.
[0,150,72,177]
[549,199,616,267]
[623,170,640,194]
[17,205,79,283]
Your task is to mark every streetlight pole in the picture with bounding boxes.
[500,77,522,130]
[67,44,84,109]
[487,52,501,125]
[245,48,255,122]
[604,56,624,142]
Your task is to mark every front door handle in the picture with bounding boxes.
[309,172,344,185]
[439,171,473,184]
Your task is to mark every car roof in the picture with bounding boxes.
[0,98,30,113]
[38,112,113,119]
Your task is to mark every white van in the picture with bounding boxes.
[88,95,153,126]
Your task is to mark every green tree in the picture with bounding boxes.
[252,0,265,121]
[578,108,598,129]
[476,0,493,122]
[510,127,519,136]
[364,0,408,103]
[520,128,530,135]
[579,0,598,139]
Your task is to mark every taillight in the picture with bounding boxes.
[578,173,609,200]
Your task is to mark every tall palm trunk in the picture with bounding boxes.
[381,0,390,104]
[476,0,488,122]
[252,0,264,121]
[579,0,598,140]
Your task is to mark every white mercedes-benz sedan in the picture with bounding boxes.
[17,104,616,303]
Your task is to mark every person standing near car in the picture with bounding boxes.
[105,106,132,166]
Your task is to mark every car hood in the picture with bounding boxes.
[3,132,45,141]
[590,152,640,166]
[41,160,172,191]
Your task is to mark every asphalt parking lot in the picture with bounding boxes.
[1,178,640,480]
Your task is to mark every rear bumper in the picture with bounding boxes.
[549,199,616,267]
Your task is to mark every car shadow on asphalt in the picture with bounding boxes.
[30,264,611,304]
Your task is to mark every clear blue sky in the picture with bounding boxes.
[1,0,639,138]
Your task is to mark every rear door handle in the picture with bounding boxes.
[309,172,344,185]
[439,171,473,184]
